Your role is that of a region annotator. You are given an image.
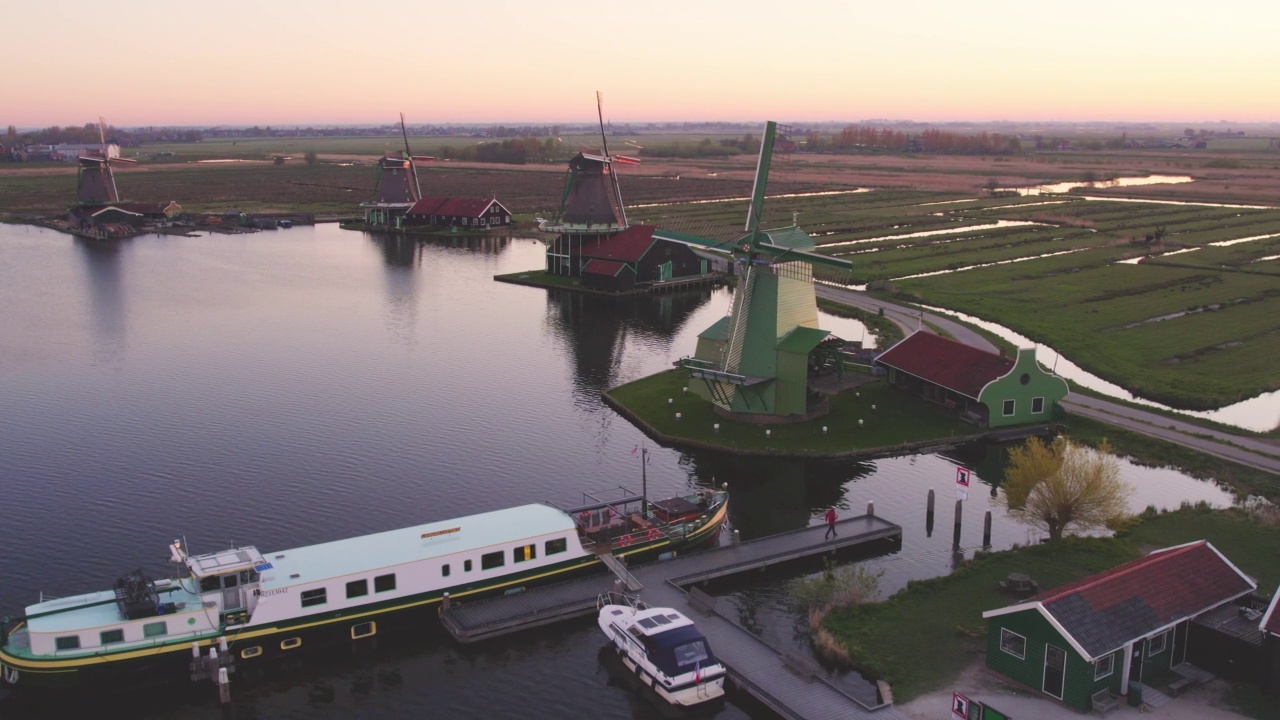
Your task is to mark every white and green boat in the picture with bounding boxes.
[0,487,728,692]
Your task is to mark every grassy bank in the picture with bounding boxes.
[824,506,1280,716]
[606,369,980,455]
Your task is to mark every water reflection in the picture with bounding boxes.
[1002,174,1193,196]
[74,237,129,361]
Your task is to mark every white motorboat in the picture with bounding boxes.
[597,593,726,707]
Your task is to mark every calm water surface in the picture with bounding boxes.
[0,223,1234,719]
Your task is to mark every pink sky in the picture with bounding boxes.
[7,0,1278,127]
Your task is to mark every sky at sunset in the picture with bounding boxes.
[7,0,1279,128]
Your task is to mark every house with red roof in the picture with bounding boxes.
[574,224,709,292]
[874,330,1067,428]
[403,197,511,230]
[1260,585,1280,693]
[982,541,1257,712]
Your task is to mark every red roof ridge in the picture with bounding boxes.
[1037,541,1206,603]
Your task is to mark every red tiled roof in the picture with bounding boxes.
[579,224,657,263]
[874,330,1014,399]
[1032,541,1255,658]
[582,259,629,276]
[407,197,504,218]
[1260,585,1280,637]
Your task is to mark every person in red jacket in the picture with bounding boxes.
[824,506,838,539]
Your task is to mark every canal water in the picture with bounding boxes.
[0,223,1235,719]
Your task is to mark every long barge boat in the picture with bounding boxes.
[0,486,727,692]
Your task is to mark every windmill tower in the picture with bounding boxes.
[543,92,640,275]
[362,113,433,228]
[669,121,852,418]
[75,118,136,208]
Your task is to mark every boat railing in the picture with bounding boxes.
[597,590,648,613]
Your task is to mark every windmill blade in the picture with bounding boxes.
[595,91,628,227]
[99,116,107,152]
[409,156,435,162]
[595,91,612,160]
[109,157,138,165]
[400,112,423,200]
[612,155,641,165]
[744,121,776,235]
[752,243,852,272]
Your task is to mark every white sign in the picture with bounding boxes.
[955,467,972,487]
[951,692,971,720]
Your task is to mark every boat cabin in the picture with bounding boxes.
[182,544,267,626]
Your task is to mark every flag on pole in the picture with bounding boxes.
[631,446,638,456]
[694,661,701,683]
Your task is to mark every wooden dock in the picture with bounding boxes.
[441,514,907,719]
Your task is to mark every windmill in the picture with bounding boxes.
[543,92,640,275]
[362,113,433,227]
[667,121,853,418]
[75,117,136,206]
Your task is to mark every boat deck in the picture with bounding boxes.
[442,514,907,719]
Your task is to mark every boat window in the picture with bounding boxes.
[481,551,504,570]
[100,629,125,645]
[301,588,327,608]
[673,640,710,666]
[665,614,681,622]
[241,646,262,659]
[374,574,396,593]
[223,574,238,588]
[652,615,672,626]
[464,560,473,572]
[55,636,81,651]
[638,617,659,629]
[346,579,368,599]
[442,564,450,577]
[351,622,376,639]
[280,637,302,650]
[513,544,536,563]
[144,622,167,638]
[546,538,567,555]
[200,577,220,593]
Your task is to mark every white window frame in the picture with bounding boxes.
[1094,653,1114,680]
[1148,630,1168,655]
[1002,399,1016,417]
[1032,396,1045,414]
[1000,628,1027,659]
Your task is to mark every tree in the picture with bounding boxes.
[1000,437,1129,542]
[304,150,318,165]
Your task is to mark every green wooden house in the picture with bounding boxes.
[982,541,1256,713]
[874,330,1068,428]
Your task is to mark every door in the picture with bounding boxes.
[1173,622,1189,666]
[221,573,243,611]
[1043,644,1066,699]
[1129,639,1146,684]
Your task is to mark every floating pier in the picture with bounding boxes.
[441,513,907,719]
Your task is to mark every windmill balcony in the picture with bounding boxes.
[539,221,627,235]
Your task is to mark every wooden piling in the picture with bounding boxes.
[983,511,992,548]
[953,499,963,548]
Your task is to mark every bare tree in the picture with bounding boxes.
[1000,437,1130,541]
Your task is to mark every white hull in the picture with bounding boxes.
[597,599,726,708]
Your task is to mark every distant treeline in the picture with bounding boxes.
[434,137,565,164]
[5,124,204,146]
[640,134,761,159]
[812,126,1024,154]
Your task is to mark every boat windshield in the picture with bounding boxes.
[643,625,717,677]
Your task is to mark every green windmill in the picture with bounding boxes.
[665,121,852,418]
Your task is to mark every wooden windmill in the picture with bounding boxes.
[75,118,136,206]
[543,92,640,275]
[362,113,433,227]
[668,121,852,418]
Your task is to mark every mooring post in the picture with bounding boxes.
[217,667,231,704]
[866,501,875,518]
[953,499,963,549]
[926,489,935,538]
[441,592,450,612]
[927,489,935,513]
[732,529,740,546]
[983,511,993,548]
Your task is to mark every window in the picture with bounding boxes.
[545,538,567,555]
[999,628,1026,659]
[241,646,262,659]
[1148,631,1168,655]
[143,622,167,638]
[55,636,81,651]
[1032,397,1045,414]
[374,574,396,593]
[301,588,327,608]
[481,551,504,570]
[464,560,473,572]
[1094,653,1115,680]
[1002,399,1016,417]
[280,637,302,650]
[442,564,451,577]
[346,579,368,599]
[513,544,536,563]
[351,622,376,639]
[100,629,124,645]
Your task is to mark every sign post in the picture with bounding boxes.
[955,466,971,501]
[951,691,971,720]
